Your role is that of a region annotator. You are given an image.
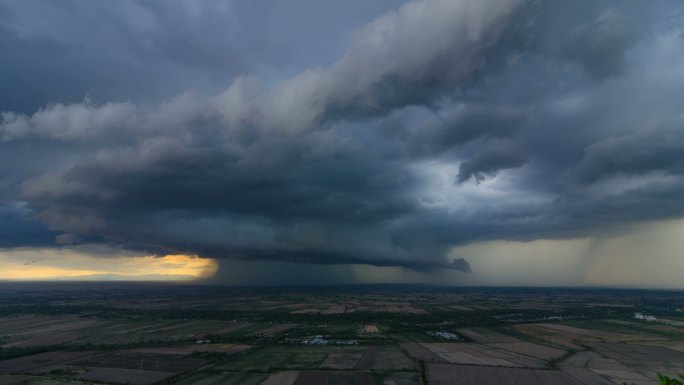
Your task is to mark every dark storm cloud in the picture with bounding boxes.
[1,0,684,278]
[577,122,684,183]
[0,202,56,247]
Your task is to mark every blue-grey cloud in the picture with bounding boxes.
[1,0,683,279]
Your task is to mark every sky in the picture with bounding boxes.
[1,0,684,287]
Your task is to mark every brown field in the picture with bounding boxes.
[420,343,549,368]
[532,324,604,337]
[513,324,591,349]
[590,343,684,380]
[0,316,101,348]
[293,371,330,385]
[355,346,377,370]
[68,350,209,372]
[290,371,376,385]
[592,342,684,366]
[330,372,376,385]
[132,343,251,355]
[426,363,586,385]
[637,340,684,353]
[320,306,346,315]
[400,343,446,363]
[486,342,566,361]
[372,372,421,385]
[0,351,97,373]
[251,323,297,336]
[291,309,325,314]
[76,367,174,385]
[321,348,365,369]
[421,343,521,367]
[559,350,662,385]
[456,328,519,344]
[209,323,251,334]
[262,371,301,385]
[370,346,415,371]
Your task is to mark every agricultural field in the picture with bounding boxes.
[261,371,301,385]
[456,327,520,343]
[0,316,254,347]
[418,342,550,368]
[1,284,683,385]
[214,345,415,374]
[291,371,377,385]
[426,363,586,385]
[371,372,421,385]
[0,376,104,385]
[172,373,267,385]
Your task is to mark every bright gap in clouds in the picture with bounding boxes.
[0,247,217,281]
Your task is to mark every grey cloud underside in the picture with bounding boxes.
[1,0,684,275]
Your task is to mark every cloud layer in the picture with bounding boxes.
[1,0,684,281]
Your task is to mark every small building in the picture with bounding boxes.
[634,313,657,321]
[429,331,459,341]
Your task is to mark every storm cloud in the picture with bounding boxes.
[1,0,684,281]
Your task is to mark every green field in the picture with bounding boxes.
[171,373,266,385]
[390,332,437,343]
[0,376,99,385]
[372,372,421,385]
[216,346,356,372]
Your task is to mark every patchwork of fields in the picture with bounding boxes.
[1,286,683,385]
[0,316,259,347]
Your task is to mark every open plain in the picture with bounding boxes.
[0,284,683,385]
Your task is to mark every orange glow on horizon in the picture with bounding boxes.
[0,250,218,281]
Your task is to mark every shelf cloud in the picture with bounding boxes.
[1,0,683,284]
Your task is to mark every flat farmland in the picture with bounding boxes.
[75,367,175,385]
[0,316,253,347]
[261,371,301,385]
[291,371,377,385]
[419,343,548,368]
[400,343,446,363]
[426,363,586,385]
[31,365,175,385]
[0,316,101,347]
[390,332,437,343]
[171,373,267,385]
[0,376,102,385]
[369,346,415,371]
[72,319,251,345]
[215,345,415,373]
[130,343,250,355]
[456,328,520,344]
[513,324,596,349]
[67,350,209,372]
[574,320,684,341]
[292,371,329,385]
[251,323,298,336]
[637,340,684,354]
[590,343,684,380]
[0,351,97,373]
[216,346,339,372]
[591,342,684,366]
[321,348,366,369]
[372,372,420,385]
[485,342,566,361]
[326,372,376,385]
[559,350,660,385]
